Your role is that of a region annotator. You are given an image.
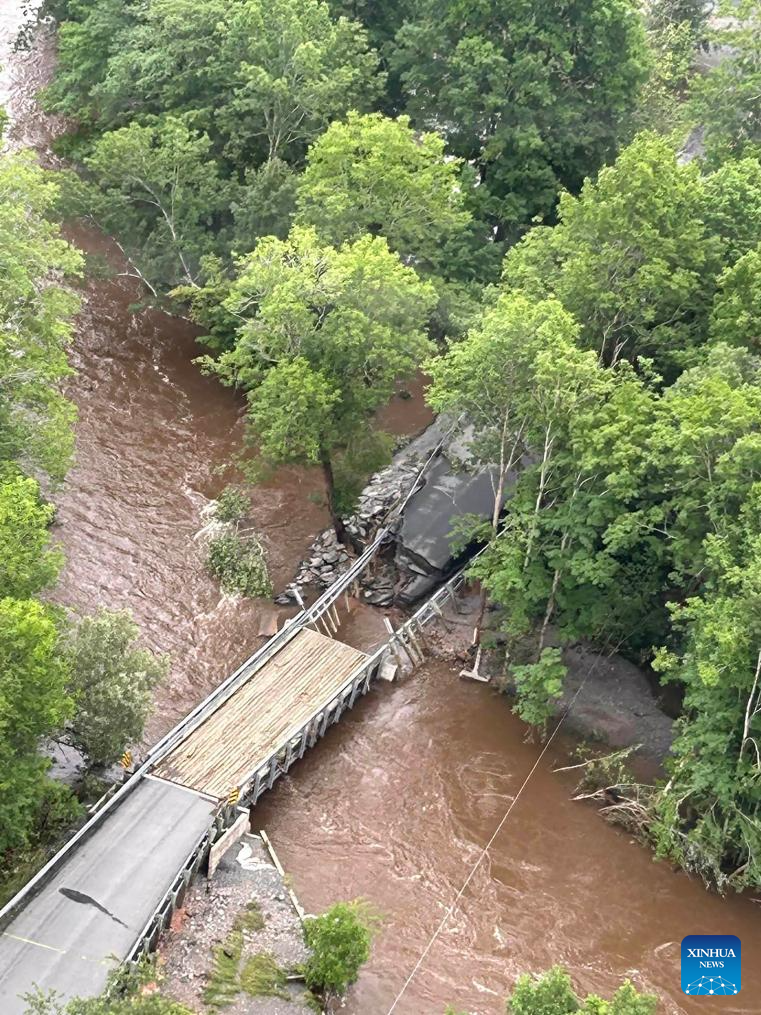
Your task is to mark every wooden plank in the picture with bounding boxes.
[207,811,249,878]
[154,629,366,799]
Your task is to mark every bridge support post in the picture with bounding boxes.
[308,716,320,748]
[251,770,262,803]
[298,725,310,758]
[349,673,362,707]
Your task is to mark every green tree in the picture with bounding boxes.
[62,610,169,768]
[646,349,761,889]
[296,112,471,275]
[83,117,232,291]
[710,246,761,353]
[426,293,580,669]
[47,0,382,169]
[0,152,81,481]
[302,901,374,998]
[0,474,62,599]
[212,0,383,168]
[701,158,761,266]
[691,0,761,165]
[41,0,136,124]
[507,966,657,1014]
[197,227,436,538]
[0,598,73,854]
[502,134,723,377]
[389,0,649,238]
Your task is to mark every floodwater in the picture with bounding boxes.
[2,8,760,1015]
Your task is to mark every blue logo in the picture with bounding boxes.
[681,935,741,995]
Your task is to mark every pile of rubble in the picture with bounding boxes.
[274,528,352,604]
[343,459,423,543]
[275,456,425,606]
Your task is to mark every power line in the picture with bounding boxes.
[385,652,606,1014]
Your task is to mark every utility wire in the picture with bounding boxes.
[384,648,610,1014]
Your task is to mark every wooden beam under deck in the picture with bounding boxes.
[154,628,367,800]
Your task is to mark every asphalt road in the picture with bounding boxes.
[0,775,216,1012]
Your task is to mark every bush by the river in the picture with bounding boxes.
[206,531,272,599]
[214,486,250,524]
[506,966,657,1014]
[302,900,375,998]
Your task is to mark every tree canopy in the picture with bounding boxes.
[62,610,169,768]
[507,966,656,1015]
[388,0,649,239]
[502,134,761,378]
[296,111,471,274]
[197,227,435,536]
[0,598,73,854]
[0,153,81,481]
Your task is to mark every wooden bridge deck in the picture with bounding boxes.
[154,628,367,799]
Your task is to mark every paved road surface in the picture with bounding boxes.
[0,776,215,1012]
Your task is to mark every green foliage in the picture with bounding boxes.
[0,146,82,892]
[330,426,395,517]
[214,486,250,524]
[24,960,194,1014]
[296,111,471,276]
[632,19,695,136]
[0,151,81,481]
[206,532,273,598]
[240,953,288,999]
[389,0,649,239]
[204,929,244,1009]
[503,135,761,379]
[0,780,84,908]
[710,246,761,353]
[0,474,62,599]
[201,907,285,1008]
[42,0,383,293]
[0,598,74,854]
[197,227,435,534]
[511,649,567,728]
[63,609,169,768]
[83,117,232,290]
[302,900,374,997]
[691,0,761,165]
[506,967,656,1015]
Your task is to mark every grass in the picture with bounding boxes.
[233,900,265,933]
[202,901,292,1009]
[203,929,244,1009]
[240,952,288,999]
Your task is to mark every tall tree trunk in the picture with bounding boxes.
[536,473,581,659]
[471,417,526,656]
[320,448,346,543]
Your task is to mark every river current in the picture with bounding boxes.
[1,8,759,1013]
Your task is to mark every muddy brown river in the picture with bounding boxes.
[2,8,760,1014]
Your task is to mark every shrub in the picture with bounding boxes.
[507,966,657,1014]
[206,532,272,598]
[302,900,375,998]
[214,486,250,523]
[63,609,168,768]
